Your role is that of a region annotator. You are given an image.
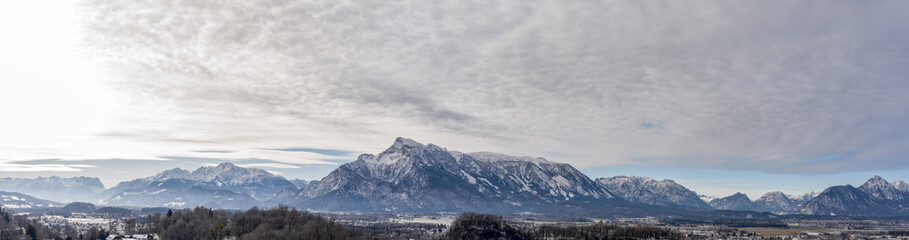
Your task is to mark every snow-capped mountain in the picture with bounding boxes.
[191,163,296,200]
[97,168,193,199]
[789,191,818,206]
[858,176,904,201]
[753,191,796,214]
[0,191,61,209]
[708,193,756,211]
[595,176,710,209]
[102,162,295,208]
[272,137,618,214]
[799,176,909,216]
[0,176,104,203]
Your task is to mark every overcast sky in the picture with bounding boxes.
[1,0,908,198]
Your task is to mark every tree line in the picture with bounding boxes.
[6,205,689,240]
[444,212,687,240]
[144,206,374,240]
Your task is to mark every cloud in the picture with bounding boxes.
[2,0,905,178]
[0,163,95,172]
[269,148,355,157]
[163,149,340,165]
[200,162,299,169]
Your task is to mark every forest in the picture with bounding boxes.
[143,206,370,240]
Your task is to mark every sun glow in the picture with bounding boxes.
[0,0,122,162]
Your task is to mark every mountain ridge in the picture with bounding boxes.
[799,176,909,216]
[101,162,296,208]
[271,137,621,214]
[596,176,710,209]
[0,176,104,203]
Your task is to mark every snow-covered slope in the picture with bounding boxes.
[789,191,818,206]
[0,191,61,209]
[596,176,710,209]
[273,137,617,214]
[0,176,104,203]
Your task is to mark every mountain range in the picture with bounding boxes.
[271,137,620,214]
[0,176,104,202]
[596,176,710,209]
[0,191,61,209]
[707,191,818,214]
[799,176,909,216]
[2,137,908,217]
[100,162,296,208]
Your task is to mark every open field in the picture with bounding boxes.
[741,227,889,238]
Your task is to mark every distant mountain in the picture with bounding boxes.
[708,193,756,211]
[595,176,710,209]
[799,176,909,216]
[192,163,297,200]
[789,191,818,206]
[707,191,815,214]
[102,162,294,208]
[105,177,261,209]
[753,191,796,214]
[272,137,620,214]
[0,176,104,203]
[0,191,61,209]
[290,179,308,189]
[894,181,909,192]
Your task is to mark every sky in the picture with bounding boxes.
[1,0,908,198]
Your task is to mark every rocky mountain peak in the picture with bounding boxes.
[709,192,756,211]
[858,175,903,200]
[216,162,241,169]
[154,168,192,180]
[861,175,890,189]
[193,162,272,180]
[757,191,789,202]
[391,137,425,149]
[730,192,749,200]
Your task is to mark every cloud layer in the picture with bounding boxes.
[3,0,909,177]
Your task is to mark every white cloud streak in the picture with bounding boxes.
[0,163,95,172]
